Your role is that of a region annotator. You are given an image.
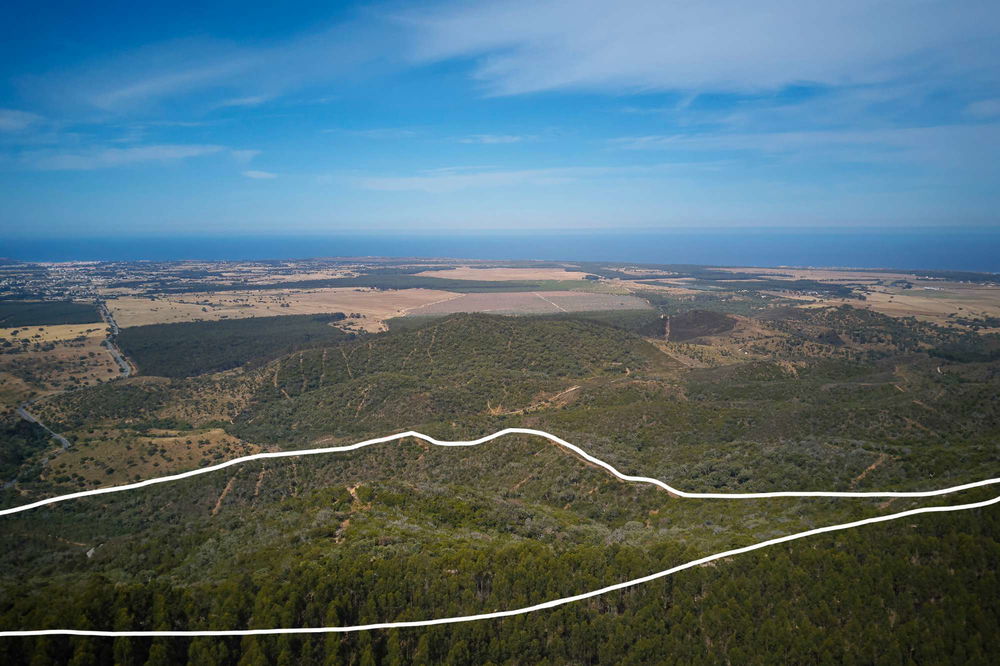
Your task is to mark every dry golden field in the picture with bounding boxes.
[0,371,34,411]
[409,290,652,315]
[822,285,1000,327]
[709,266,1000,329]
[715,266,919,284]
[0,324,120,409]
[109,288,462,331]
[0,323,108,343]
[620,280,704,296]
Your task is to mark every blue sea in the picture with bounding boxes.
[3,228,999,273]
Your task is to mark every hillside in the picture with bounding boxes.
[235,314,657,445]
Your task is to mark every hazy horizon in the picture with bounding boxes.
[5,228,1000,272]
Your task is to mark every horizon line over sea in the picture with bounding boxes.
[3,228,999,273]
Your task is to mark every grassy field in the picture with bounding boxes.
[839,284,1000,328]
[108,288,461,330]
[44,426,260,487]
[1,323,108,345]
[0,324,119,409]
[686,267,1000,330]
[406,290,652,316]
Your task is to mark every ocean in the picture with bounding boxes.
[3,228,999,273]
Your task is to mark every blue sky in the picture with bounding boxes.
[1,0,998,236]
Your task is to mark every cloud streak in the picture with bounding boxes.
[966,99,1000,118]
[404,0,1000,96]
[21,19,394,115]
[610,124,1000,172]
[356,163,717,193]
[459,134,527,144]
[0,109,43,131]
[21,144,231,170]
[332,128,420,139]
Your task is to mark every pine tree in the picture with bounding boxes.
[413,634,432,665]
[386,629,405,666]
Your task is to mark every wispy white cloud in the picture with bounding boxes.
[214,96,270,110]
[325,127,420,139]
[21,144,230,170]
[85,54,252,111]
[230,149,261,163]
[355,163,713,193]
[20,19,395,116]
[403,0,1000,96]
[458,134,527,144]
[0,109,43,131]
[610,124,1000,172]
[966,99,1000,118]
[358,166,587,192]
[19,1,996,130]
[242,170,277,179]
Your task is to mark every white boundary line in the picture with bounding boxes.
[1,427,997,636]
[4,495,998,637]
[3,428,998,517]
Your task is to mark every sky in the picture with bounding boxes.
[1,0,999,237]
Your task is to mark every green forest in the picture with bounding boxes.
[116,314,352,378]
[0,301,101,327]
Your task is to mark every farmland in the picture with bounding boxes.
[414,266,591,281]
[407,290,652,315]
[108,288,461,331]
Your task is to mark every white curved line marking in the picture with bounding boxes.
[1,427,997,636]
[2,428,998,517]
[3,494,998,637]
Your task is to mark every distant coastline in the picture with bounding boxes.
[4,228,999,273]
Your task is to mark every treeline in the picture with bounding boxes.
[636,289,781,316]
[0,300,101,326]
[642,277,856,298]
[388,310,666,337]
[532,310,665,337]
[0,417,51,482]
[575,262,787,282]
[117,314,352,378]
[931,334,1000,363]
